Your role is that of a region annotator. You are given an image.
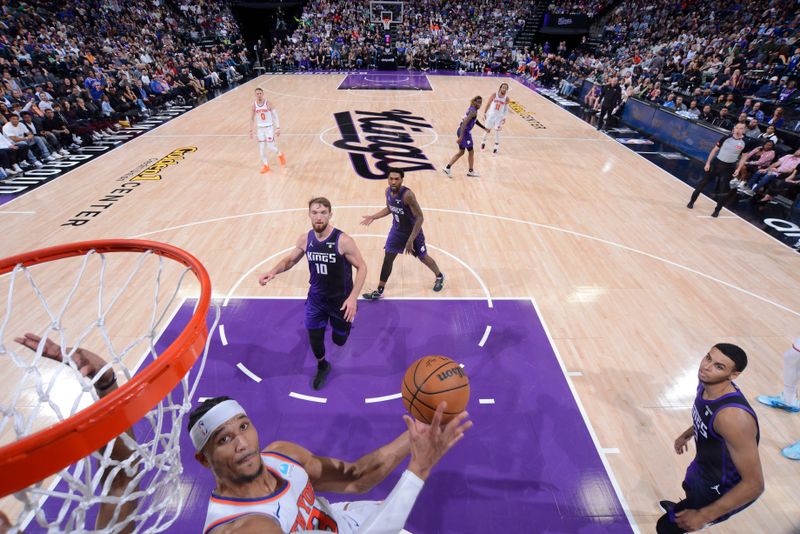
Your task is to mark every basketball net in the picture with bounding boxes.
[382,16,392,32]
[0,243,219,533]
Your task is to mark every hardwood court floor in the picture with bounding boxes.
[1,73,799,532]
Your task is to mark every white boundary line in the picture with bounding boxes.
[520,77,800,255]
[567,371,584,377]
[530,297,640,533]
[219,324,229,346]
[364,392,402,404]
[236,362,262,383]
[289,392,327,404]
[478,398,495,405]
[132,205,800,318]
[478,325,492,347]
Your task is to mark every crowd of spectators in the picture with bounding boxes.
[547,0,612,17]
[0,0,253,179]
[528,0,800,210]
[265,0,529,73]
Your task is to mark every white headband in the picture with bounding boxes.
[190,400,247,452]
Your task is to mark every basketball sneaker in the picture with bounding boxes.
[659,500,676,513]
[362,289,383,300]
[442,166,452,178]
[433,273,444,292]
[466,170,480,177]
[278,153,286,167]
[480,143,486,152]
[782,441,800,460]
[313,361,331,390]
[756,393,800,412]
[260,164,270,174]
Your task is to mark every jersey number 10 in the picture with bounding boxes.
[315,263,328,275]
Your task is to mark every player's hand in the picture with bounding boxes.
[404,402,472,481]
[15,332,111,383]
[259,273,276,286]
[404,239,414,255]
[674,509,712,531]
[360,215,374,226]
[674,433,692,455]
[340,295,358,322]
[704,163,711,172]
[732,169,739,178]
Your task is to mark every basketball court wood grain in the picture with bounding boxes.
[1,74,798,532]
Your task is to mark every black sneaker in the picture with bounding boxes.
[686,201,694,209]
[433,274,444,292]
[659,500,676,513]
[362,289,383,300]
[313,362,331,390]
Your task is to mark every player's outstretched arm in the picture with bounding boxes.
[258,234,305,286]
[339,234,367,322]
[264,430,411,495]
[354,403,472,534]
[361,206,391,226]
[674,425,694,454]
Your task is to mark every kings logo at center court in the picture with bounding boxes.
[332,109,436,179]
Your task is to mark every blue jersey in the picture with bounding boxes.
[306,228,353,302]
[386,186,417,235]
[687,383,759,495]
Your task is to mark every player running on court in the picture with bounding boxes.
[259,198,366,389]
[361,169,444,299]
[249,87,286,174]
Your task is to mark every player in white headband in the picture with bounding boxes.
[189,396,471,533]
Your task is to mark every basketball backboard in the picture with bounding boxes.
[369,0,403,25]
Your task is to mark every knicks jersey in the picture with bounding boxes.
[687,383,759,495]
[487,91,509,117]
[306,228,353,302]
[386,186,418,235]
[254,99,274,128]
[202,451,342,533]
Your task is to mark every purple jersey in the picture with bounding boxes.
[386,186,417,235]
[306,228,352,302]
[687,382,759,496]
[457,105,478,137]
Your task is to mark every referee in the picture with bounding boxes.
[687,122,751,217]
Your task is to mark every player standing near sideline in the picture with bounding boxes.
[250,87,286,174]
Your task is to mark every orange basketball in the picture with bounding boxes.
[402,355,470,424]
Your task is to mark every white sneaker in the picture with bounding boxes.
[51,152,62,159]
[442,167,452,178]
[4,167,16,175]
[466,170,480,177]
[59,148,69,155]
[45,155,55,161]
[19,161,30,169]
[33,160,44,168]
[12,164,23,173]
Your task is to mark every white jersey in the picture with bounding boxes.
[486,91,509,117]
[203,452,347,533]
[254,99,277,128]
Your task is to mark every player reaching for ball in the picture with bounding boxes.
[190,396,471,533]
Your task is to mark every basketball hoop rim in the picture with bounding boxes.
[0,239,212,498]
